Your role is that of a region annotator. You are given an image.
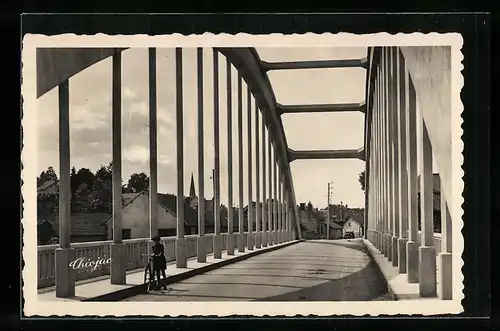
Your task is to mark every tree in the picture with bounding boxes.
[37,166,58,187]
[358,169,366,192]
[89,163,113,213]
[124,172,149,193]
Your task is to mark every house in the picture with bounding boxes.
[39,212,109,244]
[37,180,58,196]
[342,214,364,238]
[100,191,200,239]
[321,203,350,224]
[298,202,324,239]
[37,220,57,245]
[327,222,344,239]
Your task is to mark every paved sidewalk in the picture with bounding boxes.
[363,239,441,301]
[38,240,300,302]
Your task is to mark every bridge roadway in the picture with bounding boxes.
[123,239,393,302]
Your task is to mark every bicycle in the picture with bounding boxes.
[142,254,155,292]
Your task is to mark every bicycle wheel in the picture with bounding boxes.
[144,263,153,292]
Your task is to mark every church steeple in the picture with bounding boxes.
[189,173,196,197]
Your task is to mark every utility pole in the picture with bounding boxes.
[327,183,330,240]
[326,181,334,240]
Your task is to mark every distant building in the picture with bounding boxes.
[37,180,58,196]
[342,215,364,238]
[327,222,344,239]
[39,212,108,244]
[298,202,326,239]
[100,191,200,239]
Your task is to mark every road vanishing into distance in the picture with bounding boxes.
[123,239,393,302]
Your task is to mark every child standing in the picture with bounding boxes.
[151,235,167,290]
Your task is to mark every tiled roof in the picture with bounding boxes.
[329,222,344,230]
[157,193,198,227]
[37,180,58,192]
[122,192,141,205]
[46,213,108,235]
[344,214,364,225]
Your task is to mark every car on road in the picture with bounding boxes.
[343,231,355,239]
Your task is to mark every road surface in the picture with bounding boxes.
[123,239,392,301]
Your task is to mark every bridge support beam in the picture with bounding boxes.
[247,85,255,251]
[237,72,245,253]
[196,48,207,263]
[418,114,437,297]
[213,50,222,259]
[110,52,127,286]
[268,137,274,246]
[225,58,235,256]
[175,48,187,268]
[261,117,268,248]
[273,153,280,244]
[55,80,76,298]
[405,49,419,283]
[148,48,159,245]
[277,102,366,114]
[389,47,401,268]
[396,49,409,274]
[288,148,365,162]
[260,58,368,71]
[438,183,453,300]
[254,95,262,249]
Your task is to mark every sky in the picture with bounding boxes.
[36,47,375,209]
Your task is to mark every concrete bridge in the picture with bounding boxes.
[36,46,456,302]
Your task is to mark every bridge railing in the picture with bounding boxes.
[37,233,235,289]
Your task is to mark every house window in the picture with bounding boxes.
[158,228,176,237]
[122,229,131,239]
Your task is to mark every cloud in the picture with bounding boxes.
[36,47,369,209]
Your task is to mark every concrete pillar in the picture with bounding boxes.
[55,80,75,298]
[175,48,187,268]
[277,168,282,244]
[382,49,388,258]
[406,64,419,283]
[284,191,288,242]
[418,117,437,297]
[396,49,409,273]
[373,71,379,249]
[439,183,453,300]
[110,52,126,285]
[237,72,245,253]
[254,98,262,249]
[149,48,159,242]
[273,149,278,244]
[261,119,268,247]
[377,65,384,252]
[374,71,384,251]
[226,58,235,256]
[389,47,401,267]
[212,50,222,259]
[246,85,254,250]
[196,48,207,263]
[384,47,393,262]
[268,137,274,246]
